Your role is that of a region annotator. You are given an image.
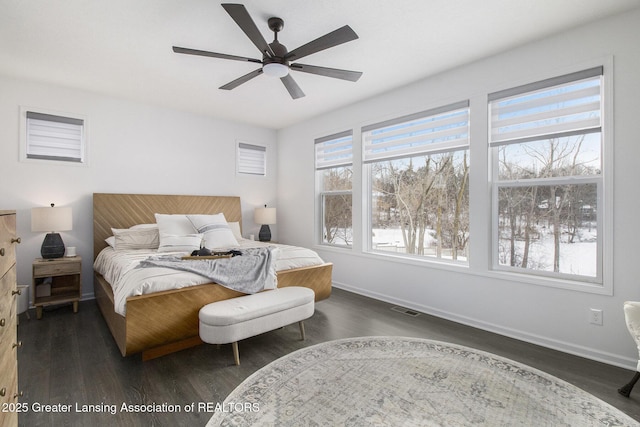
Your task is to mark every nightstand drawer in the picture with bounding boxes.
[33,259,81,277]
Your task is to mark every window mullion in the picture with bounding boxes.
[496,175,600,188]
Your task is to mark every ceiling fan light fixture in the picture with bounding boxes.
[263,62,289,78]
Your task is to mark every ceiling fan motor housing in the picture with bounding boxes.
[265,40,288,66]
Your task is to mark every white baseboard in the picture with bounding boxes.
[332,281,637,371]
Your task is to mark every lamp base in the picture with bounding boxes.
[41,232,66,259]
[258,225,272,242]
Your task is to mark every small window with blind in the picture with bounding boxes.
[237,142,266,176]
[362,101,470,262]
[489,66,606,284]
[20,108,87,164]
[315,131,353,247]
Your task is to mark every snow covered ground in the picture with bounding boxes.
[370,226,597,277]
[498,227,597,277]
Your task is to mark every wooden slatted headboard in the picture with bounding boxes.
[93,193,242,259]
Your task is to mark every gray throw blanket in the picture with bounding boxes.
[138,247,277,294]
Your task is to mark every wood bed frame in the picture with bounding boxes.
[92,193,332,360]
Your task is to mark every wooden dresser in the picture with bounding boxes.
[0,211,21,427]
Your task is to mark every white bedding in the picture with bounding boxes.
[93,239,324,316]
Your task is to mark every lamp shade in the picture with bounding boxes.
[32,206,72,232]
[254,207,276,225]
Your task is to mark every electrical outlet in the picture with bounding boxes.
[590,308,603,325]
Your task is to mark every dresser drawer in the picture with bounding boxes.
[0,214,17,278]
[33,259,81,277]
[0,211,18,427]
[0,351,18,426]
[0,267,17,415]
[0,267,17,349]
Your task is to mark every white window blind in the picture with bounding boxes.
[362,101,469,163]
[26,111,84,162]
[489,67,602,146]
[315,131,353,170]
[237,142,266,176]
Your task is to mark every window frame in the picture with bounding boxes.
[20,106,88,165]
[236,141,267,176]
[362,101,471,264]
[488,63,613,294]
[315,131,354,248]
[491,176,603,283]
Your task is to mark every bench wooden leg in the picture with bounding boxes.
[299,321,306,340]
[232,342,240,366]
[619,371,640,397]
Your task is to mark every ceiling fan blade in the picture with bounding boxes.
[280,74,305,99]
[221,3,274,58]
[285,25,359,62]
[173,46,262,64]
[220,68,263,90]
[290,63,362,82]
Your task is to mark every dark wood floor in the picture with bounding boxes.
[16,288,640,426]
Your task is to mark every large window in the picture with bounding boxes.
[315,131,353,247]
[363,101,470,262]
[489,67,604,283]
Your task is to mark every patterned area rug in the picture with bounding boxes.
[207,336,637,426]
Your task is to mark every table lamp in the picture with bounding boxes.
[254,205,276,242]
[32,203,72,259]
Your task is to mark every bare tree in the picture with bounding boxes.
[451,150,469,260]
[372,150,468,259]
[497,134,597,272]
[322,167,352,245]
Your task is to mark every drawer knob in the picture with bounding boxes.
[0,318,5,327]
[14,391,23,399]
[13,341,22,349]
[12,289,21,296]
[11,237,21,244]
[0,388,5,397]
[0,248,4,256]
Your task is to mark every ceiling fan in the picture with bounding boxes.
[172,3,362,99]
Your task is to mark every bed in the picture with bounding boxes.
[92,193,332,360]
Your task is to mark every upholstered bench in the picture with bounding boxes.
[199,286,315,365]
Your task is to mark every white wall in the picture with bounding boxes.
[277,9,640,368]
[0,76,277,298]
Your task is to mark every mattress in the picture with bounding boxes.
[94,239,324,316]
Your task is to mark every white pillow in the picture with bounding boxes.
[228,221,242,240]
[154,214,196,235]
[155,214,198,250]
[130,223,159,230]
[157,233,203,253]
[187,214,239,249]
[111,227,159,250]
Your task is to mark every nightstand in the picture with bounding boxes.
[32,256,82,319]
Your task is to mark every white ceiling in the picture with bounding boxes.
[2,0,639,130]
